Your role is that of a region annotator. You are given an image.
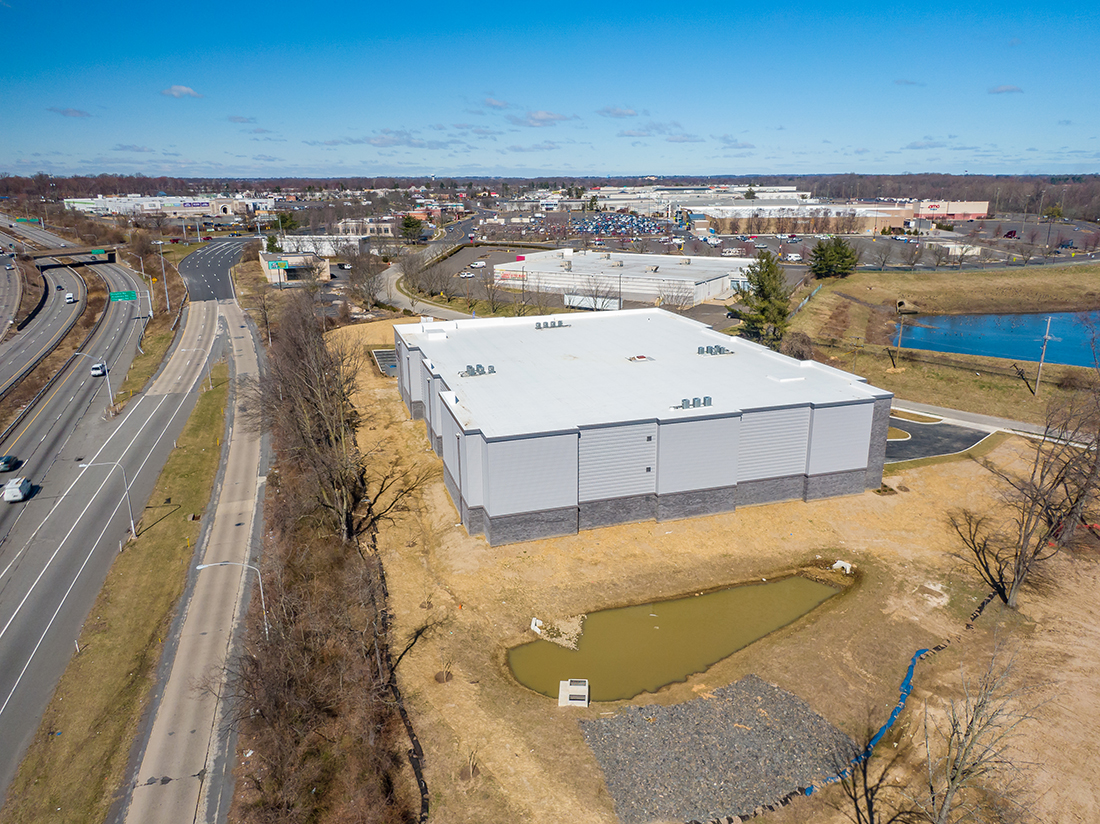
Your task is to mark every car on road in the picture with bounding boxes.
[56,283,65,290]
[339,263,352,269]
[0,455,18,472]
[5,264,14,271]
[785,253,803,262]
[458,271,475,278]
[90,362,107,377]
[4,477,31,503]
[469,261,487,268]
[754,242,769,249]
[65,292,76,304]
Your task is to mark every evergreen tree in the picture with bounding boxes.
[733,251,791,348]
[809,236,859,278]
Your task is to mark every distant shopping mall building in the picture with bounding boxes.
[395,309,892,546]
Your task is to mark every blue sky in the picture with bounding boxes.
[2,1,1097,178]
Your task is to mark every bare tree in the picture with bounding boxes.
[911,652,1035,824]
[342,243,384,311]
[1013,242,1035,267]
[480,268,504,314]
[900,242,923,270]
[657,280,694,312]
[950,391,1100,607]
[929,245,952,269]
[977,246,997,268]
[871,242,894,271]
[396,247,427,310]
[240,293,433,544]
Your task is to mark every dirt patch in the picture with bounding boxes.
[330,318,1100,824]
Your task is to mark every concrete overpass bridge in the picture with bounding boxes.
[22,244,121,269]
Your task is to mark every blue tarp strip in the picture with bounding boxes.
[804,648,929,796]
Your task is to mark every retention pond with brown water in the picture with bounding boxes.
[508,574,840,702]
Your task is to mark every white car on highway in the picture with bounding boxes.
[469,261,486,268]
[4,477,31,502]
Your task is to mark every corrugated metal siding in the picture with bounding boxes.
[396,341,406,388]
[657,416,739,494]
[407,349,423,403]
[463,431,485,507]
[738,407,810,481]
[578,423,658,501]
[486,434,578,516]
[429,374,443,440]
[807,403,873,475]
[440,402,461,483]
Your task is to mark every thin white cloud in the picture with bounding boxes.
[894,79,923,87]
[988,85,1022,94]
[666,134,703,143]
[229,115,255,124]
[505,141,560,152]
[161,85,202,98]
[113,144,155,153]
[902,140,946,150]
[598,106,637,118]
[617,129,650,138]
[484,97,509,109]
[715,135,754,149]
[47,107,91,118]
[506,110,574,128]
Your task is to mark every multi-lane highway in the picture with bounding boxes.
[0,222,218,802]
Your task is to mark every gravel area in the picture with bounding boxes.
[580,675,853,823]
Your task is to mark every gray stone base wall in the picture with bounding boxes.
[579,494,657,530]
[735,475,806,507]
[463,503,487,537]
[410,399,425,420]
[656,485,738,521]
[865,396,893,489]
[805,469,866,500]
[442,465,460,514]
[433,434,442,455]
[486,507,579,546]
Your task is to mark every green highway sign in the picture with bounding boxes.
[268,260,288,269]
[91,249,105,255]
[109,291,137,302]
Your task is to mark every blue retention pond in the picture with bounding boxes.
[894,310,1100,368]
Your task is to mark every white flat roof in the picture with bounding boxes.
[397,309,890,439]
[493,248,751,284]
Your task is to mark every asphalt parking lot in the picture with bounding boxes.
[885,417,992,463]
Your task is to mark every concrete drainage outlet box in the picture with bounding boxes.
[558,679,590,707]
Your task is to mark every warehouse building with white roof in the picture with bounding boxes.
[492,248,753,307]
[395,309,892,546]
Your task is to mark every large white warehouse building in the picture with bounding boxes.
[395,309,892,546]
[493,248,753,308]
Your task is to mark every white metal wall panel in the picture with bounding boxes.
[486,434,578,516]
[657,416,740,494]
[407,351,424,404]
[462,431,486,508]
[807,403,874,475]
[429,374,443,439]
[737,407,811,481]
[578,423,658,501]
[396,340,407,390]
[440,401,461,482]
[419,358,434,430]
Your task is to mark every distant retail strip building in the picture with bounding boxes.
[396,309,892,546]
[492,248,753,308]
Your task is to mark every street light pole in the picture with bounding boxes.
[159,250,171,313]
[196,562,269,640]
[79,461,135,535]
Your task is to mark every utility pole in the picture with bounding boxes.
[1036,316,1053,394]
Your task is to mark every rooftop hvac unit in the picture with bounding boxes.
[535,322,542,329]
[611,260,624,267]
[562,261,572,270]
[679,258,691,265]
[599,252,610,259]
[488,365,495,374]
[697,346,705,355]
[703,396,712,406]
[646,265,659,272]
[682,398,690,408]
[693,397,701,408]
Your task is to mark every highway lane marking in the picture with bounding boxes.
[0,322,211,684]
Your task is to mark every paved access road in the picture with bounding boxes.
[119,246,264,824]
[177,239,248,302]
